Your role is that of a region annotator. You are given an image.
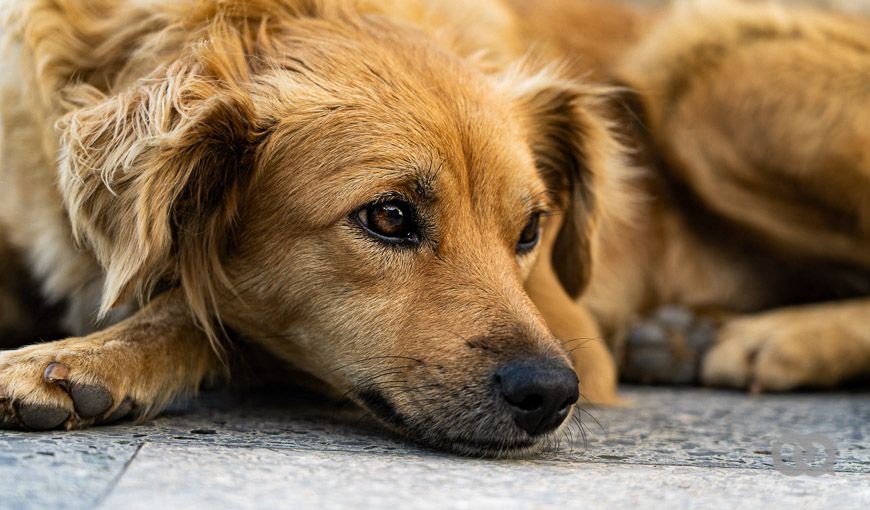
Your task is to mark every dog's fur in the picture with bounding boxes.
[0,0,868,455]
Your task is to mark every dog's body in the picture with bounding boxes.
[0,0,868,454]
[517,0,870,392]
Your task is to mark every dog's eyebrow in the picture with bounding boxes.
[522,189,552,213]
[374,161,440,201]
[413,168,437,202]
[365,159,442,204]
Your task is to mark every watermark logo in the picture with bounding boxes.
[771,434,836,476]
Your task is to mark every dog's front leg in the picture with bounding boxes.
[0,290,222,430]
[702,299,870,392]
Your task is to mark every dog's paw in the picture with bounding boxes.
[620,305,718,385]
[701,311,848,392]
[0,342,137,430]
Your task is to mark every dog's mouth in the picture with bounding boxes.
[353,387,572,457]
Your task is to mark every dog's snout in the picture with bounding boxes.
[494,360,579,436]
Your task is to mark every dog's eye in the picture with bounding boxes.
[356,200,418,244]
[517,213,541,254]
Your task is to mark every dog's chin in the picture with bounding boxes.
[367,412,566,459]
[437,436,547,459]
[353,389,575,457]
[400,425,564,458]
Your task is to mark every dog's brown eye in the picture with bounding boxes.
[517,213,541,254]
[356,200,418,244]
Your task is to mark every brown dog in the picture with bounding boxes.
[563,0,870,392]
[0,0,867,456]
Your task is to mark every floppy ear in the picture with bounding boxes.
[58,52,258,340]
[512,75,628,298]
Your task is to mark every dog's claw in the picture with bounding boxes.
[43,362,70,383]
[16,404,69,430]
[70,385,113,418]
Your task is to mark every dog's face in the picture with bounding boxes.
[60,11,613,455]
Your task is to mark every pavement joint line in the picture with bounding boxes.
[95,441,145,508]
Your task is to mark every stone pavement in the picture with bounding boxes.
[1,386,867,509]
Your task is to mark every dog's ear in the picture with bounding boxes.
[58,47,259,339]
[511,75,627,298]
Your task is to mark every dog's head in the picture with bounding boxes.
[58,2,621,455]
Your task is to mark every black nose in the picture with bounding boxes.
[494,360,579,436]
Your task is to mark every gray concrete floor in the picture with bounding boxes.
[1,386,867,509]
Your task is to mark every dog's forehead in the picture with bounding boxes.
[256,23,546,222]
[260,95,544,227]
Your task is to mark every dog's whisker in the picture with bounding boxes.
[561,423,573,453]
[578,412,593,450]
[576,406,604,433]
[564,346,591,355]
[335,368,414,401]
[559,336,603,346]
[572,412,589,451]
[352,364,415,380]
[368,382,442,396]
[336,365,445,406]
[330,355,425,375]
[348,370,411,389]
[578,393,602,412]
[446,330,470,344]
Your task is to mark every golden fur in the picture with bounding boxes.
[0,0,868,454]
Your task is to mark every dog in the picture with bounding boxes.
[0,0,867,456]
[568,0,870,392]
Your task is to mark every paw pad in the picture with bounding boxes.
[15,404,70,431]
[70,385,114,418]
